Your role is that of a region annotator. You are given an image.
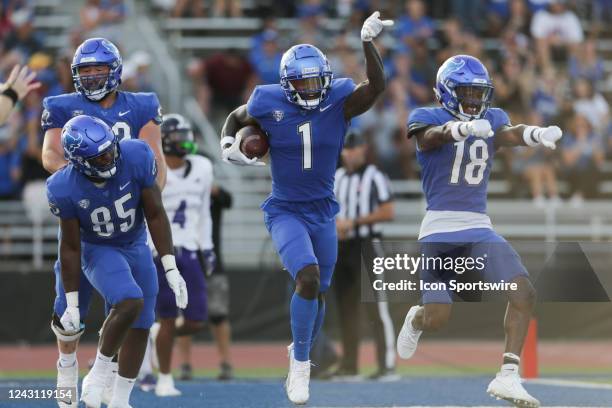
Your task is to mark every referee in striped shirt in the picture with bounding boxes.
[332,129,397,380]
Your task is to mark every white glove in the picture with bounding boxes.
[538,125,563,150]
[161,255,188,309]
[523,125,562,150]
[60,292,80,333]
[361,11,394,42]
[220,135,266,167]
[451,119,494,141]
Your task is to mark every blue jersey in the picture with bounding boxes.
[41,91,162,140]
[247,78,356,202]
[407,107,511,213]
[46,140,158,246]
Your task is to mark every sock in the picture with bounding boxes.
[59,351,76,368]
[158,372,173,386]
[138,340,153,379]
[310,298,326,347]
[109,375,136,406]
[501,352,520,375]
[89,350,113,380]
[290,292,318,362]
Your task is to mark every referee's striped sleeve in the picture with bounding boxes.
[372,170,393,203]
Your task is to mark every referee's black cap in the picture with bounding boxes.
[343,129,366,148]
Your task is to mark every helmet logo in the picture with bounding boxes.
[65,132,83,157]
[440,58,465,81]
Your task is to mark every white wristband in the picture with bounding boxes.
[220,136,235,149]
[66,291,79,308]
[161,254,177,273]
[450,121,468,142]
[522,126,541,146]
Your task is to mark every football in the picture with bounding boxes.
[238,125,269,159]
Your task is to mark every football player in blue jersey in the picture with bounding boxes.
[220,11,393,405]
[46,115,187,408]
[396,55,562,407]
[39,38,166,407]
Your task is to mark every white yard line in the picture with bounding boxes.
[526,378,612,390]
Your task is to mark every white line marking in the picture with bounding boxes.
[526,378,612,390]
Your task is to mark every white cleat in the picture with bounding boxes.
[155,374,182,397]
[56,359,79,407]
[397,305,423,359]
[285,343,310,405]
[80,372,107,408]
[101,361,118,405]
[487,371,540,407]
[107,404,133,408]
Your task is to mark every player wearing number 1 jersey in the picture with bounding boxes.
[39,37,165,408]
[220,11,392,405]
[397,55,563,408]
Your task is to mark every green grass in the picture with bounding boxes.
[2,364,610,381]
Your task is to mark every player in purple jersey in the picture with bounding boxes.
[397,55,562,407]
[39,38,166,408]
[220,11,392,405]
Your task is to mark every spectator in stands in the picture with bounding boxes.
[513,111,560,207]
[452,0,487,33]
[530,0,584,68]
[494,55,532,121]
[0,116,24,200]
[562,113,605,206]
[395,0,434,51]
[170,0,205,17]
[568,38,605,86]
[572,77,610,135]
[80,0,126,42]
[123,50,154,92]
[530,68,565,125]
[293,0,329,48]
[212,0,242,17]
[249,30,282,85]
[189,49,254,123]
[436,17,468,62]
[2,8,43,69]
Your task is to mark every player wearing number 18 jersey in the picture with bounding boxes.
[397,55,563,408]
[40,37,165,408]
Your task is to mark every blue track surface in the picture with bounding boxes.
[1,377,611,407]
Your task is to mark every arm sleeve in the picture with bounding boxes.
[46,180,77,219]
[138,93,163,129]
[407,108,436,138]
[134,141,158,188]
[41,97,68,132]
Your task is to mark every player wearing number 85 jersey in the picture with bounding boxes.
[397,55,563,408]
[40,37,165,408]
[46,115,186,408]
[220,11,393,405]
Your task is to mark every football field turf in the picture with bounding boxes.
[1,376,611,407]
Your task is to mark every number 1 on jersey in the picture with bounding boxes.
[450,139,489,185]
[298,122,312,170]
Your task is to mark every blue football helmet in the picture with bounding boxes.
[61,115,120,179]
[434,55,493,121]
[71,38,122,101]
[279,44,333,110]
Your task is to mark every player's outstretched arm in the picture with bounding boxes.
[220,105,265,166]
[142,183,188,308]
[410,119,494,151]
[494,124,562,150]
[139,120,167,190]
[58,217,82,332]
[343,12,393,121]
[42,128,68,173]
